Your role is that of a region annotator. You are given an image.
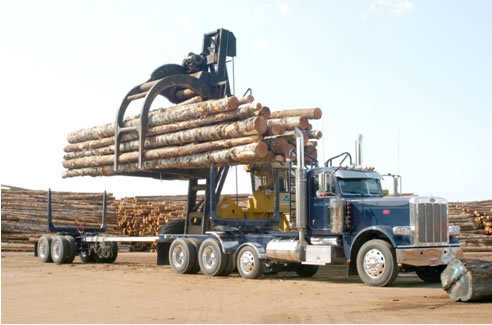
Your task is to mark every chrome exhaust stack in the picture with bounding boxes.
[355,134,363,166]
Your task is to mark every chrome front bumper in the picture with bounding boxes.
[395,245,463,266]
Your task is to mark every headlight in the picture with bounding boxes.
[392,226,415,236]
[449,225,460,236]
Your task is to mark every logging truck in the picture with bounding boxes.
[37,28,462,286]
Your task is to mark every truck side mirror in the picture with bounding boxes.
[326,174,336,196]
[318,173,326,192]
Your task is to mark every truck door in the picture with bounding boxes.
[309,173,337,231]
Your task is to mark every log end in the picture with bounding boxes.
[313,107,322,119]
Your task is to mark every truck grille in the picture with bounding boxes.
[416,202,448,245]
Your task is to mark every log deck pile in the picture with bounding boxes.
[61,96,322,177]
[1,185,119,252]
[449,200,492,252]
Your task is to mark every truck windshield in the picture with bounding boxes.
[338,178,383,197]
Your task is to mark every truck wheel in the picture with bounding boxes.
[64,235,77,264]
[236,246,264,279]
[356,239,398,287]
[51,235,71,264]
[294,264,319,277]
[38,236,53,263]
[220,254,235,276]
[198,238,227,276]
[188,238,201,274]
[79,250,95,263]
[169,238,197,274]
[416,266,446,283]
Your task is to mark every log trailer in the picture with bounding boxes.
[36,28,463,286]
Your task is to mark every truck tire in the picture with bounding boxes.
[356,239,398,287]
[198,238,227,276]
[294,264,319,277]
[220,254,235,276]
[79,250,95,263]
[236,246,264,279]
[38,236,53,263]
[64,235,77,264]
[169,238,197,274]
[416,265,446,283]
[159,219,185,235]
[51,235,71,264]
[188,238,201,274]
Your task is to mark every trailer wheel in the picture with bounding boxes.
[198,238,227,276]
[105,242,118,264]
[64,236,77,264]
[294,264,319,277]
[51,235,70,264]
[38,236,53,263]
[416,266,445,283]
[79,250,95,263]
[356,239,398,287]
[159,219,185,235]
[169,239,197,274]
[236,246,264,279]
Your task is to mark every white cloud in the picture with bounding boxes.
[357,12,369,21]
[391,0,413,15]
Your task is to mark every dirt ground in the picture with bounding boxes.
[1,251,491,324]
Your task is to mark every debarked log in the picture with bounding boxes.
[63,135,262,169]
[64,102,264,153]
[441,259,492,302]
[62,142,269,178]
[270,108,322,120]
[66,96,239,143]
[266,116,308,130]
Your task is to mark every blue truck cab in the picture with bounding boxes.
[158,128,462,287]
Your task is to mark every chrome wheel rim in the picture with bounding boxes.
[172,245,186,267]
[202,246,217,270]
[363,248,385,279]
[39,240,48,258]
[239,250,255,275]
[52,240,62,261]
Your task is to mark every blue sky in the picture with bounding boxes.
[0,0,491,201]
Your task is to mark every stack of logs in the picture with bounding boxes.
[61,95,322,177]
[1,185,119,252]
[114,194,249,251]
[449,200,492,252]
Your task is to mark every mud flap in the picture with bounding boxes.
[157,242,171,265]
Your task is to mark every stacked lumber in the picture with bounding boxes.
[1,185,119,252]
[61,96,322,177]
[449,200,492,252]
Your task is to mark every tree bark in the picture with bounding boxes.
[306,130,322,139]
[63,135,262,169]
[66,96,239,143]
[441,259,492,302]
[62,142,269,178]
[64,102,264,153]
[270,108,322,120]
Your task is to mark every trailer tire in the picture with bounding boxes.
[294,264,319,277]
[38,236,53,263]
[236,246,264,279]
[51,235,71,264]
[169,239,197,274]
[79,250,95,263]
[159,219,185,235]
[64,235,77,264]
[198,238,227,276]
[356,239,398,287]
[105,242,118,263]
[416,265,445,283]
